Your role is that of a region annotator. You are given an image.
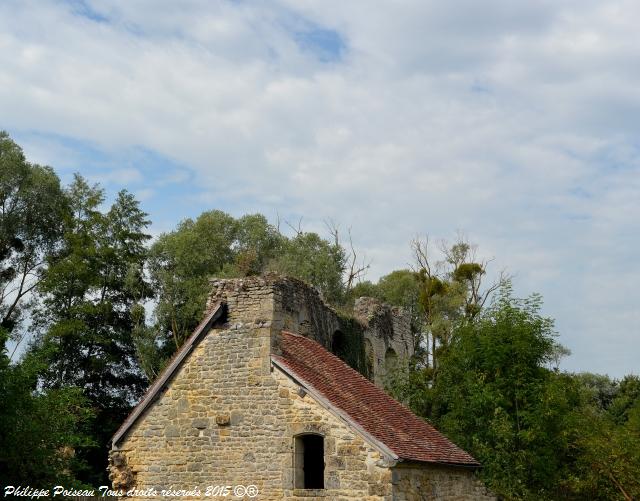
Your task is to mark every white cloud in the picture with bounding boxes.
[1,0,639,376]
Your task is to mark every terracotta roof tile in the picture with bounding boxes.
[272,331,480,467]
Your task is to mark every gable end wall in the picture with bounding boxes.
[110,321,395,499]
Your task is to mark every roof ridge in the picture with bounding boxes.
[280,330,305,338]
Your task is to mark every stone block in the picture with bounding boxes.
[186,462,202,472]
[165,425,180,438]
[215,414,230,426]
[230,410,243,425]
[192,418,208,429]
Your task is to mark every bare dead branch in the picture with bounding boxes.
[343,227,370,290]
[323,219,340,247]
[283,217,304,237]
[411,236,432,276]
[275,210,281,234]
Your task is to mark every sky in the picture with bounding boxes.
[1,0,638,377]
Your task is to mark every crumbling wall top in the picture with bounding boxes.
[204,274,412,382]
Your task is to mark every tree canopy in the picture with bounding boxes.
[0,133,93,485]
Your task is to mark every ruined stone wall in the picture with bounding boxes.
[270,276,342,348]
[391,464,496,501]
[206,275,413,384]
[206,277,277,329]
[207,275,341,352]
[111,318,394,499]
[354,297,413,387]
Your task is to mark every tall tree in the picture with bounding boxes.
[0,133,92,485]
[148,211,351,374]
[0,348,93,486]
[33,175,151,484]
[565,374,640,500]
[425,284,578,499]
[0,131,67,345]
[143,211,284,378]
[412,236,506,373]
[226,213,284,277]
[149,211,268,353]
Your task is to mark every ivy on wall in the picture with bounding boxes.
[332,315,370,380]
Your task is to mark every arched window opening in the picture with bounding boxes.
[332,330,347,358]
[294,434,325,489]
[364,338,374,380]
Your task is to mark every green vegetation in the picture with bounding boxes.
[1,131,638,499]
[332,315,370,378]
[32,176,152,485]
[381,282,639,500]
[0,133,93,486]
[144,212,347,379]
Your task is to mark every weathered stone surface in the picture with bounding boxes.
[191,418,208,430]
[207,275,414,384]
[165,425,180,438]
[110,275,494,500]
[392,464,495,501]
[108,451,135,491]
[215,414,230,426]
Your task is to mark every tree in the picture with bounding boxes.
[267,231,346,304]
[0,131,67,346]
[148,211,282,362]
[411,236,506,373]
[147,210,355,378]
[607,375,640,425]
[0,133,92,485]
[0,345,93,486]
[148,210,235,354]
[403,284,578,499]
[324,221,370,293]
[225,213,284,277]
[563,374,640,500]
[33,175,151,485]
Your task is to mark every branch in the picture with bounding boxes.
[411,236,432,276]
[323,219,340,247]
[1,253,41,326]
[275,210,281,234]
[284,217,303,237]
[345,235,370,290]
[9,331,26,361]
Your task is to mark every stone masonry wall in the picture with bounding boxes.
[207,275,340,353]
[354,297,413,387]
[207,275,413,385]
[111,319,394,499]
[392,464,495,501]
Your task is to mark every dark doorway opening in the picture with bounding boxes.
[294,434,324,489]
[332,330,346,357]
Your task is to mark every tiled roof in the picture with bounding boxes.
[272,331,480,467]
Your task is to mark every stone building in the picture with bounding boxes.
[110,275,494,500]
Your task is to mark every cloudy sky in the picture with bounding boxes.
[1,0,638,377]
